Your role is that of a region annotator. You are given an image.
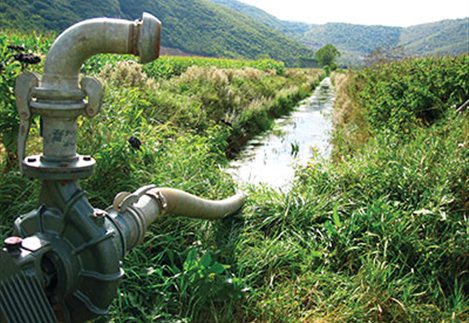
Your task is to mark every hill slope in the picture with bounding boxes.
[0,0,121,31]
[0,0,313,66]
[210,0,310,36]
[303,19,468,65]
[119,0,313,65]
[303,23,402,65]
[211,0,469,65]
[398,18,469,56]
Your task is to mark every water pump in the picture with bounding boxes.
[0,13,245,322]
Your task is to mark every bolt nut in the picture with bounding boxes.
[92,209,106,226]
[94,209,105,217]
[4,236,23,257]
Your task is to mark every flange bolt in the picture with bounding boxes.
[92,209,106,226]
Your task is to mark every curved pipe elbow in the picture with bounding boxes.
[155,188,246,220]
[42,12,161,91]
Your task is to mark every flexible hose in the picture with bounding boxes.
[153,188,246,220]
[111,186,247,251]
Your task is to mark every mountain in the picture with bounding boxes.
[302,23,402,65]
[0,0,314,66]
[210,0,310,37]
[398,18,469,56]
[303,19,469,64]
[0,0,121,31]
[210,0,469,65]
[1,0,466,67]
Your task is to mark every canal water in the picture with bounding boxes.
[228,77,335,189]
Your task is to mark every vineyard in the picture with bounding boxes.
[0,31,468,322]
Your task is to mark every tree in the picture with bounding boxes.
[315,44,341,68]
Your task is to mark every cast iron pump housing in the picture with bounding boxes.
[0,13,245,322]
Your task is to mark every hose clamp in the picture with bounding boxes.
[145,189,168,213]
[112,185,156,212]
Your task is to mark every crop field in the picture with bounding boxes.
[0,32,467,322]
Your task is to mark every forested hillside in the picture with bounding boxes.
[0,0,313,66]
[399,18,469,56]
[0,0,121,31]
[2,0,466,66]
[211,0,469,65]
[210,0,310,37]
[303,23,402,65]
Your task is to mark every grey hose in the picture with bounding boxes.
[112,186,246,250]
[153,188,246,220]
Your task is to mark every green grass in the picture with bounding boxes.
[83,53,286,79]
[0,31,467,322]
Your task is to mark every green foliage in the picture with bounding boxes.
[176,249,246,312]
[0,32,47,165]
[0,39,22,155]
[143,56,285,79]
[328,63,468,321]
[358,56,468,132]
[83,54,286,79]
[315,44,341,68]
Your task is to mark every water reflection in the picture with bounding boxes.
[228,77,335,189]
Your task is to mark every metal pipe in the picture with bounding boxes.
[41,12,161,91]
[21,13,161,168]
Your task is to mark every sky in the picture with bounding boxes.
[238,0,469,26]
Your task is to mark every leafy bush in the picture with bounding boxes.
[358,56,468,132]
[0,32,46,165]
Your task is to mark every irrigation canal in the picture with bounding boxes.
[228,77,335,190]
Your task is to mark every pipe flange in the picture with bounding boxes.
[22,155,95,180]
[138,12,161,64]
[32,87,85,101]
